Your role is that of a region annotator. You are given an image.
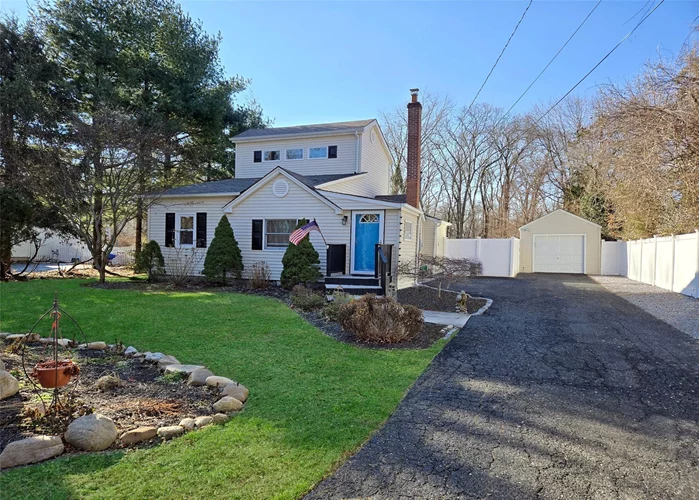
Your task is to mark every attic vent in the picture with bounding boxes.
[273,179,289,198]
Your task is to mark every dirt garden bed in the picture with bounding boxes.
[397,285,488,313]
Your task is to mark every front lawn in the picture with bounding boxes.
[0,279,445,499]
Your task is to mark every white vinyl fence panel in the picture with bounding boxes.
[446,237,519,277]
[601,231,699,298]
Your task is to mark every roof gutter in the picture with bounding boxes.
[232,129,364,143]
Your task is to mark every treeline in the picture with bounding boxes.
[383,46,699,240]
[0,0,265,281]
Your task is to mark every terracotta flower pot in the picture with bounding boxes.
[32,359,80,388]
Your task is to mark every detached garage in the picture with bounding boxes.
[519,209,601,275]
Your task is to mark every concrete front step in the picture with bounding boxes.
[324,275,381,287]
[324,283,383,295]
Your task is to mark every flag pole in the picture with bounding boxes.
[313,218,328,248]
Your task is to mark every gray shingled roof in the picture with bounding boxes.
[158,173,360,197]
[374,194,407,203]
[232,119,374,140]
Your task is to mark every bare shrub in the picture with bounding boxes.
[290,285,326,311]
[399,255,482,296]
[337,295,423,343]
[248,261,271,289]
[165,247,202,287]
[322,289,354,322]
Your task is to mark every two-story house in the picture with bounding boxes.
[147,90,449,293]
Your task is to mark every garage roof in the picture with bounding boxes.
[519,209,602,230]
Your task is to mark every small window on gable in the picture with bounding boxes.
[263,150,280,161]
[286,148,303,160]
[404,221,413,241]
[309,147,328,159]
[328,145,337,158]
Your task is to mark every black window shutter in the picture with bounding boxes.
[196,213,207,248]
[252,219,263,250]
[253,150,262,163]
[165,213,175,247]
[328,145,338,159]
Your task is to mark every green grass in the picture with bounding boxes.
[0,279,445,499]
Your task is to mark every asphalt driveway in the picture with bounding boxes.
[307,274,699,499]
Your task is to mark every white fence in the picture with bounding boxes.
[12,233,135,267]
[601,231,699,298]
[445,237,519,277]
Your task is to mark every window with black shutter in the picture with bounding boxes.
[328,145,338,159]
[253,150,262,163]
[165,213,175,247]
[252,219,263,250]
[196,213,207,248]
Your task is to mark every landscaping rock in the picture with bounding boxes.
[157,355,180,370]
[87,341,107,350]
[194,416,213,428]
[205,375,235,388]
[212,413,229,425]
[179,418,196,431]
[144,352,165,363]
[119,426,157,446]
[124,346,138,357]
[39,337,72,346]
[0,332,11,339]
[187,368,214,386]
[164,364,203,376]
[6,333,39,342]
[96,375,123,391]
[0,359,4,371]
[0,371,20,400]
[221,384,249,403]
[0,436,64,469]
[65,414,118,451]
[157,426,184,439]
[213,396,243,413]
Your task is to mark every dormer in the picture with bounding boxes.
[232,119,393,197]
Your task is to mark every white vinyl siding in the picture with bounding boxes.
[397,208,420,289]
[235,135,357,178]
[359,124,391,197]
[519,210,601,274]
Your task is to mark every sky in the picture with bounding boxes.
[2,0,697,127]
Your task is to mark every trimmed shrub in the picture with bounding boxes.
[337,295,423,343]
[322,289,354,322]
[290,285,326,311]
[134,240,165,282]
[280,219,321,289]
[248,261,271,289]
[203,215,243,284]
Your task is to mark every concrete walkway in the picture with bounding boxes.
[422,310,470,327]
[307,274,699,499]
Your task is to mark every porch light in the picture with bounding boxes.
[342,216,348,226]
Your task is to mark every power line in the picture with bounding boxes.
[534,0,665,125]
[501,0,603,121]
[466,0,534,112]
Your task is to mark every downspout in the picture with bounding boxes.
[355,131,361,174]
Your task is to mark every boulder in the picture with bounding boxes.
[0,332,11,339]
[212,413,229,425]
[0,371,20,400]
[213,396,243,413]
[179,418,196,431]
[123,346,138,357]
[187,368,214,387]
[221,384,249,403]
[194,416,213,428]
[87,342,107,350]
[157,355,180,370]
[157,426,184,439]
[119,426,157,446]
[65,414,118,451]
[6,333,38,342]
[144,352,165,363]
[205,376,235,388]
[164,364,203,376]
[0,436,64,469]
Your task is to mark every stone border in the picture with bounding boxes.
[0,334,249,470]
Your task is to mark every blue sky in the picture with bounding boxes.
[2,1,697,126]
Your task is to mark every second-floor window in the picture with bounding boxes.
[286,148,303,160]
[309,147,327,159]
[264,150,280,161]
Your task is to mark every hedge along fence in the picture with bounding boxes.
[602,231,699,298]
[445,237,519,278]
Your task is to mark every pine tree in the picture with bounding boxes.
[280,219,322,289]
[134,240,165,282]
[203,216,242,284]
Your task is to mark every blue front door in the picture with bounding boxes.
[353,213,381,273]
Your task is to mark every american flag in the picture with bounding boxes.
[289,220,321,245]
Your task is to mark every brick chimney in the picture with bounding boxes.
[406,88,422,208]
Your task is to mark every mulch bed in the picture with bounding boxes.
[397,285,488,313]
[0,343,219,453]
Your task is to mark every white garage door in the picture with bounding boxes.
[533,235,585,273]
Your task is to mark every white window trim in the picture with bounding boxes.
[350,210,385,275]
[175,213,196,249]
[285,148,304,161]
[308,146,328,160]
[404,221,413,241]
[263,218,300,250]
[263,150,281,162]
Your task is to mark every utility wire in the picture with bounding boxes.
[501,0,603,121]
[466,0,534,112]
[534,0,665,125]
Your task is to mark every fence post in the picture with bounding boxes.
[639,239,643,283]
[670,235,675,293]
[509,237,515,277]
[476,237,481,261]
[652,235,658,287]
[696,229,699,298]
